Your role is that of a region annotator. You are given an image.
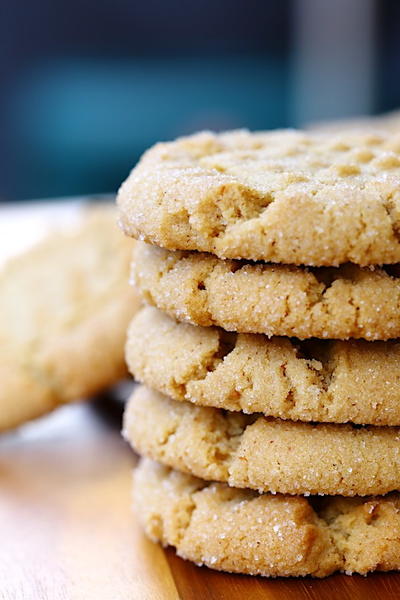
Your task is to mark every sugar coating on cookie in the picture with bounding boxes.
[126,306,400,426]
[133,242,400,341]
[118,129,400,266]
[135,458,400,577]
[0,206,140,431]
[124,386,400,497]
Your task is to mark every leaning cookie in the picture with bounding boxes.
[126,306,400,426]
[134,458,400,577]
[310,108,400,134]
[0,206,140,431]
[133,242,400,341]
[124,386,400,497]
[118,129,400,267]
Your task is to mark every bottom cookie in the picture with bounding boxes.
[134,458,400,578]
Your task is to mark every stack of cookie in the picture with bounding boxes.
[118,129,400,578]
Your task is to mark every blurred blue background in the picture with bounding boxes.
[1,0,399,201]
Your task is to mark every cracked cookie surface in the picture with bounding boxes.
[134,458,400,577]
[127,307,400,425]
[0,206,140,431]
[133,242,400,340]
[118,129,400,266]
[124,386,400,497]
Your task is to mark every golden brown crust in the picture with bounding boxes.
[118,129,400,266]
[126,307,400,425]
[134,458,400,577]
[124,386,400,497]
[0,205,141,431]
[133,242,400,340]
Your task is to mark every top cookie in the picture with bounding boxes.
[118,129,400,266]
[0,205,140,431]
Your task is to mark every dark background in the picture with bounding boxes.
[1,0,399,201]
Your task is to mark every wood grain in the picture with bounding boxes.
[0,399,178,600]
[166,549,400,600]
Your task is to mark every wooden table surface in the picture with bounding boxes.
[1,200,400,599]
